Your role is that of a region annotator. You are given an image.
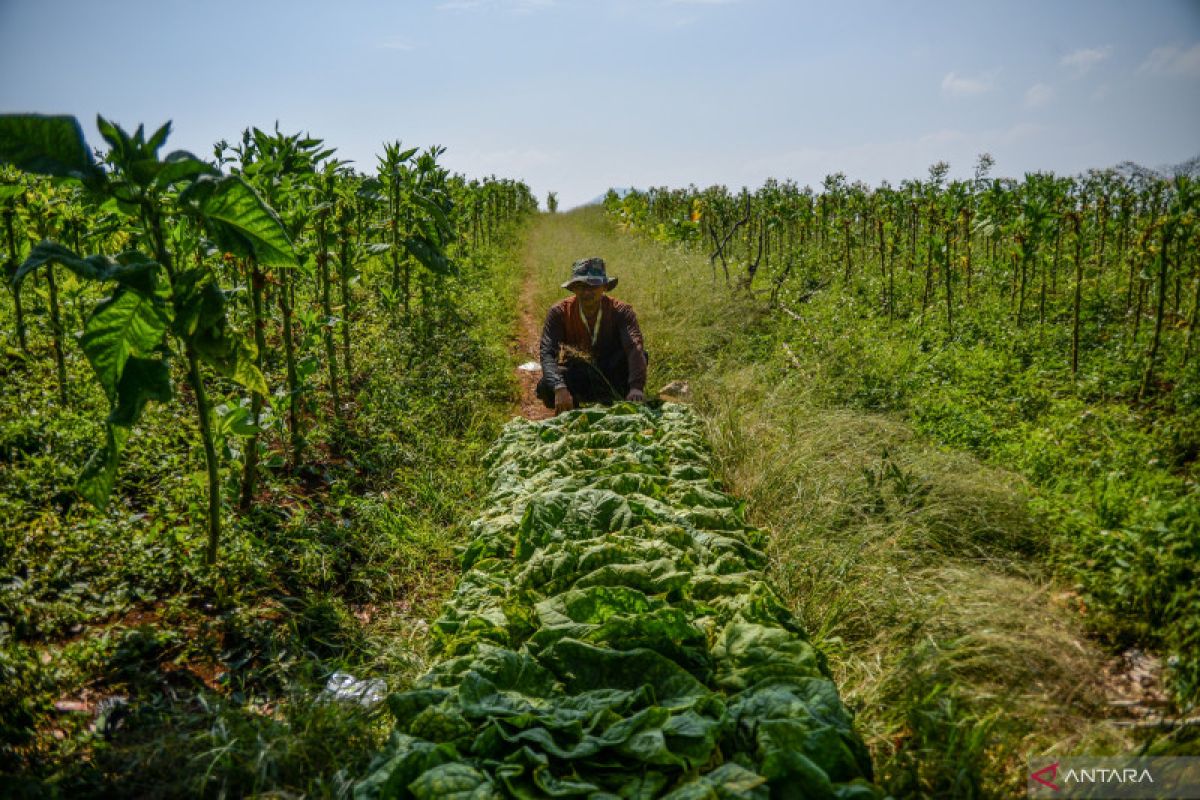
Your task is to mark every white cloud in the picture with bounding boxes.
[1025,82,1055,108]
[1061,46,1112,76]
[1139,43,1200,77]
[941,70,995,97]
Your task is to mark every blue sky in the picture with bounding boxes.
[2,0,1198,207]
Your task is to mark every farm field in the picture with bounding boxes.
[1,114,1197,798]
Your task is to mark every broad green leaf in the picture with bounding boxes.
[412,192,454,238]
[109,356,172,427]
[186,175,296,266]
[407,763,493,800]
[354,734,456,800]
[105,251,164,294]
[662,763,768,800]
[14,241,109,285]
[95,116,123,150]
[13,241,161,294]
[217,403,258,437]
[155,151,218,188]
[228,341,269,396]
[169,272,262,398]
[0,114,101,182]
[77,424,129,507]
[171,271,225,338]
[146,121,172,155]
[191,324,269,397]
[80,289,170,398]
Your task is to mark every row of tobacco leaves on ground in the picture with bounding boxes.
[355,403,878,798]
[605,156,1200,711]
[0,114,537,796]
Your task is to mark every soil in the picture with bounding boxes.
[514,268,554,421]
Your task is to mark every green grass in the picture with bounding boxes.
[0,229,525,797]
[521,206,1136,797]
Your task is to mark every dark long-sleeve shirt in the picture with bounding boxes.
[539,295,647,392]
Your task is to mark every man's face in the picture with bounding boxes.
[571,283,605,308]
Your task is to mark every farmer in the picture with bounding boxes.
[536,257,648,414]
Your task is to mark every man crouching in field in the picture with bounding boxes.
[536,257,648,415]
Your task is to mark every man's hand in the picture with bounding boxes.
[626,388,645,403]
[554,386,574,415]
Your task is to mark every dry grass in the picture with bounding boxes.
[521,206,1133,796]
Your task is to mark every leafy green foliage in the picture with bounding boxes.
[0,202,533,794]
[0,114,101,184]
[357,404,878,798]
[607,170,1200,707]
[182,175,297,267]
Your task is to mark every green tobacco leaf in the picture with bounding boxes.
[355,734,457,800]
[191,324,269,396]
[171,271,224,338]
[80,289,170,399]
[14,241,110,285]
[229,341,269,396]
[407,762,493,799]
[109,356,172,427]
[412,192,454,238]
[95,116,127,154]
[0,114,101,183]
[155,151,218,188]
[146,121,172,155]
[186,176,296,267]
[403,234,455,276]
[13,242,161,293]
[217,403,258,437]
[105,251,163,294]
[77,424,130,507]
[662,763,768,800]
[541,639,710,709]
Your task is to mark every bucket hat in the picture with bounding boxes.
[562,257,617,291]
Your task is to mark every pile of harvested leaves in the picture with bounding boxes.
[357,402,878,798]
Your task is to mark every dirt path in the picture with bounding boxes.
[513,252,554,421]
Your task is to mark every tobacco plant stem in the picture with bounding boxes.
[240,259,266,510]
[186,348,222,565]
[279,268,302,468]
[317,213,342,424]
[338,219,353,385]
[46,264,68,406]
[4,210,27,353]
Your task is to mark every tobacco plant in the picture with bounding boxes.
[0,114,294,564]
